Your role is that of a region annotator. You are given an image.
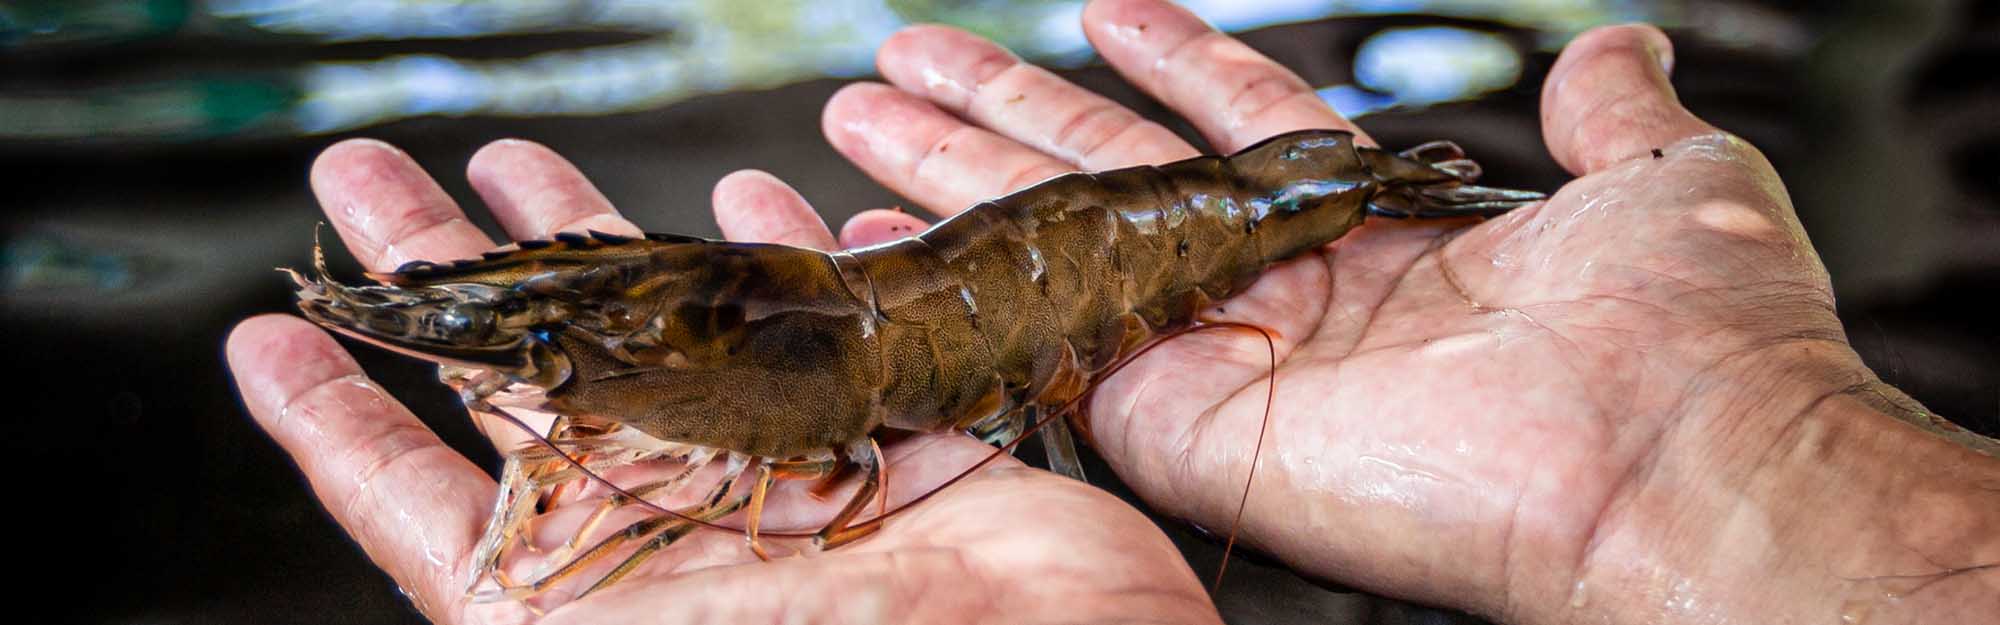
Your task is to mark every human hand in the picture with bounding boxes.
[229,0,2000,622]
[227,145,1219,621]
[820,1,2000,623]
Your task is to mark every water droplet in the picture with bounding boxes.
[1839,598,1872,624]
[397,584,433,619]
[1104,22,1145,44]
[920,66,965,99]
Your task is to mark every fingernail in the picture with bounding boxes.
[1629,24,1674,74]
[348,137,405,157]
[1611,23,1675,74]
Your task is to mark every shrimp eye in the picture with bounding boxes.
[438,303,495,341]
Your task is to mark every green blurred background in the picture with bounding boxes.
[3,1,1994,623]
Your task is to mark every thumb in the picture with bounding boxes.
[1540,24,1718,175]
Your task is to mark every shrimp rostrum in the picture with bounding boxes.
[285,129,1543,600]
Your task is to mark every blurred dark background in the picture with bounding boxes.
[3,1,1994,623]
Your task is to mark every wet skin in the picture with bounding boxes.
[227,1,2000,623]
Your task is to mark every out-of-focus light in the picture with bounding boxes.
[294,42,702,132]
[205,0,682,40]
[287,0,913,133]
[0,0,190,49]
[1355,26,1522,106]
[5,0,1672,141]
[2,236,137,293]
[1026,2,1091,65]
[1316,84,1400,118]
[1315,26,1523,118]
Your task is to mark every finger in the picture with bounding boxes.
[838,208,930,248]
[877,24,1197,169]
[1540,24,1717,175]
[311,139,493,272]
[549,436,1210,625]
[710,169,839,249]
[466,138,643,240]
[1082,0,1364,152]
[227,315,496,624]
[823,82,1076,216]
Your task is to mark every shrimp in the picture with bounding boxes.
[283,128,1544,602]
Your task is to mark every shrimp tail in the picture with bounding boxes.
[1367,181,1548,219]
[1364,139,1545,218]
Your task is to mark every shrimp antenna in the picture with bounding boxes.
[1057,321,1278,592]
[1204,322,1277,593]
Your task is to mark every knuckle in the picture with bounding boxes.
[271,370,360,435]
[1050,103,1144,164]
[374,213,465,268]
[909,125,981,184]
[533,190,611,235]
[1152,30,1228,86]
[1001,161,1075,194]
[963,47,1023,93]
[1224,71,1316,126]
[932,43,1022,110]
[338,421,446,519]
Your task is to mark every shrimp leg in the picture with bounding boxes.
[478,474,744,603]
[576,479,751,599]
[814,437,887,550]
[1034,407,1088,482]
[526,452,716,579]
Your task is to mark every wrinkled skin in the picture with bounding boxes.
[227,2,2000,624]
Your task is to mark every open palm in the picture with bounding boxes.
[1094,96,1833,618]
[227,2,1881,624]
[814,7,1848,619]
